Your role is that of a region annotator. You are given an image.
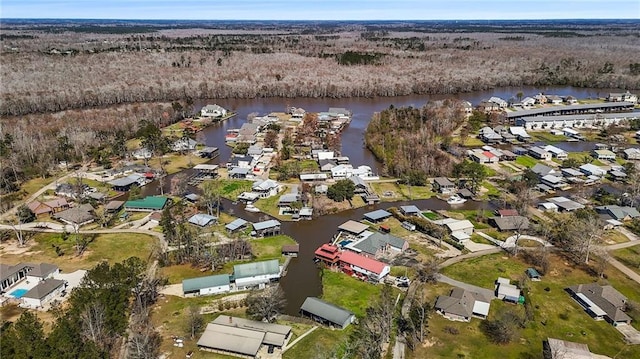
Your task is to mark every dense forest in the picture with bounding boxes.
[365,100,466,181]
[1,21,639,116]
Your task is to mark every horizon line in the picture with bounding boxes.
[2,17,640,21]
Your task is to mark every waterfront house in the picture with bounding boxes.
[225,218,248,234]
[478,101,500,113]
[319,159,338,172]
[314,244,341,266]
[543,145,568,160]
[400,205,421,216]
[338,220,370,236]
[345,232,409,258]
[567,283,631,325]
[300,297,356,329]
[528,146,552,161]
[124,196,169,212]
[435,288,491,322]
[607,91,637,104]
[509,126,532,142]
[489,96,508,108]
[252,220,281,237]
[182,274,231,297]
[546,95,563,105]
[200,104,227,118]
[171,138,198,152]
[363,209,392,223]
[252,179,280,198]
[233,259,281,290]
[623,148,640,160]
[433,177,456,194]
[490,216,530,232]
[592,149,616,161]
[338,250,390,281]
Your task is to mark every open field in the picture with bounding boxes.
[530,131,567,143]
[370,181,434,202]
[0,232,156,272]
[422,253,640,358]
[283,326,351,359]
[321,271,383,318]
[611,244,640,276]
[515,155,539,168]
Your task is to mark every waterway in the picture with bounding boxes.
[148,85,628,315]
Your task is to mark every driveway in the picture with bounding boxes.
[616,323,640,344]
[436,274,495,300]
[464,241,496,252]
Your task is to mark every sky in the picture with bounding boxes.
[1,0,639,20]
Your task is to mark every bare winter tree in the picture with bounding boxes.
[569,214,604,264]
[245,286,287,323]
[185,305,204,339]
[80,302,108,351]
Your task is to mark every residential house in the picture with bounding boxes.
[533,93,547,104]
[592,149,616,161]
[53,204,95,227]
[435,288,491,322]
[469,151,489,164]
[363,209,392,223]
[188,213,217,227]
[595,205,640,221]
[229,167,252,179]
[495,209,519,217]
[104,200,124,213]
[543,338,600,359]
[199,147,219,159]
[28,198,69,216]
[233,259,281,290]
[315,184,328,194]
[478,100,500,113]
[252,179,280,198]
[197,316,291,358]
[579,163,607,177]
[247,144,263,157]
[442,219,475,242]
[607,91,637,104]
[546,95,563,105]
[289,107,306,119]
[520,97,536,107]
[531,163,557,177]
[462,101,473,116]
[564,96,578,105]
[623,148,640,160]
[26,263,60,282]
[501,150,518,161]
[543,145,568,160]
[563,127,584,140]
[319,159,338,172]
[300,173,328,182]
[182,274,231,297]
[510,127,532,142]
[132,147,152,160]
[1,263,59,292]
[479,126,502,143]
[433,177,456,194]
[541,174,568,190]
[300,297,356,329]
[200,104,227,118]
[278,193,300,209]
[489,216,530,232]
[225,218,248,234]
[538,202,560,212]
[252,220,281,237]
[330,165,373,179]
[345,232,409,258]
[54,183,77,198]
[124,196,169,212]
[489,96,508,108]
[171,138,198,152]
[109,174,142,192]
[337,250,391,281]
[314,150,335,160]
[495,277,521,303]
[400,205,421,216]
[314,244,341,266]
[567,283,631,325]
[546,197,585,212]
[561,168,584,178]
[529,146,552,161]
[227,155,253,170]
[482,151,499,163]
[21,278,66,309]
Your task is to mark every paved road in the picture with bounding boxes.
[606,256,640,285]
[436,274,495,300]
[438,247,502,268]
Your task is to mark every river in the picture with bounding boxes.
[151,86,625,315]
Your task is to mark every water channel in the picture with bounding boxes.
[145,85,629,314]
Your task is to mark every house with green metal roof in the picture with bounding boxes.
[233,259,281,290]
[182,274,231,297]
[124,196,169,212]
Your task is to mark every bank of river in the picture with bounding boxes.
[146,85,626,314]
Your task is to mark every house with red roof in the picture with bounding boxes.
[482,151,499,163]
[314,244,341,266]
[338,250,390,281]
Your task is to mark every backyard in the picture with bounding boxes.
[611,244,640,276]
[427,253,640,358]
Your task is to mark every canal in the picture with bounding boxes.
[147,85,627,315]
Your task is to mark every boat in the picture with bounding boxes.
[244,204,261,213]
[446,194,467,205]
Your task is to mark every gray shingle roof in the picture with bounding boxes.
[23,278,65,300]
[568,283,631,323]
[351,232,407,255]
[300,297,354,327]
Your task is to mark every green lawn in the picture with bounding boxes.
[425,253,640,358]
[422,211,440,220]
[0,232,156,272]
[480,181,500,198]
[370,181,434,201]
[208,179,254,200]
[470,233,493,245]
[611,244,640,276]
[460,137,485,147]
[299,159,320,172]
[321,271,383,318]
[251,235,297,261]
[283,326,352,359]
[530,131,566,143]
[515,155,539,168]
[254,189,286,217]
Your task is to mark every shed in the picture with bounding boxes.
[400,205,421,216]
[281,244,300,257]
[225,218,248,233]
[526,268,542,281]
[338,220,369,235]
[188,213,217,227]
[252,219,281,237]
[300,297,356,329]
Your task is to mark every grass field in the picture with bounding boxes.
[0,232,156,272]
[530,131,567,143]
[370,181,434,201]
[424,253,640,358]
[321,271,383,318]
[611,244,640,275]
[209,179,253,200]
[251,235,297,261]
[515,155,539,168]
[422,211,440,220]
[461,137,485,147]
[283,326,351,359]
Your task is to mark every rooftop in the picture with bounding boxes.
[363,209,392,222]
[233,259,280,279]
[124,196,169,210]
[300,297,354,327]
[338,220,370,234]
[182,274,230,293]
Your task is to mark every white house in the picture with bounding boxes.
[26,263,60,282]
[592,149,616,161]
[543,145,568,160]
[315,151,335,160]
[528,146,552,161]
[201,104,227,118]
[132,147,152,160]
[21,278,66,309]
[252,179,280,198]
[330,164,373,179]
[171,138,198,152]
[182,274,231,297]
[580,163,607,177]
[607,91,637,104]
[546,95,563,105]
[489,96,508,108]
[233,259,281,290]
[624,148,640,160]
[443,219,475,241]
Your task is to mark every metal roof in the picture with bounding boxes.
[182,274,230,293]
[506,102,634,118]
[233,259,280,279]
[253,219,281,231]
[400,205,420,214]
[363,209,392,221]
[300,297,354,327]
[519,112,639,123]
[197,323,263,356]
[225,218,248,231]
[188,213,217,227]
[124,196,169,210]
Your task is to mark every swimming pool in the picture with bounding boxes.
[9,288,28,299]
